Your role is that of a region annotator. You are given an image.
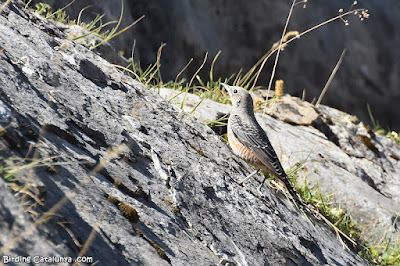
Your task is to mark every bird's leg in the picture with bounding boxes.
[257,176,267,193]
[239,169,259,184]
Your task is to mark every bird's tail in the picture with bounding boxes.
[278,174,306,208]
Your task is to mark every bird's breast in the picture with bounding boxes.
[227,128,263,168]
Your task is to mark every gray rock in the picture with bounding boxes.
[264,96,319,125]
[0,99,12,122]
[0,2,368,265]
[156,88,231,123]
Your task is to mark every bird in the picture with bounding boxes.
[221,83,298,200]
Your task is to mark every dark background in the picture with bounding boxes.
[35,0,400,131]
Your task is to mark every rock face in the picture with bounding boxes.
[32,0,400,132]
[0,1,369,265]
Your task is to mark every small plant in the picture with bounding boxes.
[367,104,400,145]
[0,157,58,218]
[22,0,142,50]
[31,0,75,23]
[108,196,139,223]
[0,160,17,182]
[206,114,229,129]
[361,224,400,265]
[287,160,400,264]
[34,3,51,16]
[87,0,144,50]
[286,160,360,240]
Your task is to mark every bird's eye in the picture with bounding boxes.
[233,89,238,93]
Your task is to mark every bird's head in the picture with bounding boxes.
[221,83,254,112]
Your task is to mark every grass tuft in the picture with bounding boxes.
[22,0,142,50]
[287,159,400,263]
[367,104,399,145]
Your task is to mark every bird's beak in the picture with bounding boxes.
[220,83,230,93]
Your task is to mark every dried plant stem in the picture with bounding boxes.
[316,49,346,106]
[0,0,11,14]
[255,0,296,92]
[188,52,208,88]
[174,58,194,90]
[77,5,93,25]
[285,9,365,47]
[112,64,141,80]
[247,7,365,91]
[1,146,127,255]
[145,43,166,86]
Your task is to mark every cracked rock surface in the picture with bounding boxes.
[0,2,369,265]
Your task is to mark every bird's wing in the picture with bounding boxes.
[230,115,300,202]
[230,114,286,178]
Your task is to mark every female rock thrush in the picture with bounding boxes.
[222,83,297,200]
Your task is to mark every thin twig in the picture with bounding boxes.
[112,64,141,80]
[145,43,166,86]
[174,58,194,90]
[0,0,11,14]
[245,7,365,91]
[257,0,296,93]
[1,146,127,255]
[188,52,208,88]
[316,49,346,106]
[77,5,93,25]
[285,9,366,47]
